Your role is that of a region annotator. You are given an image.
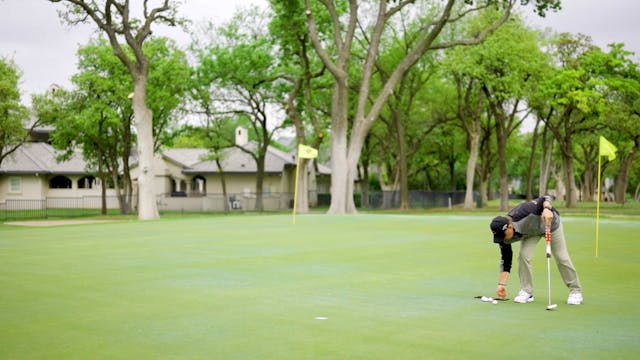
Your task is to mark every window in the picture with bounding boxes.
[191,176,206,195]
[78,176,96,189]
[49,176,72,189]
[9,177,21,193]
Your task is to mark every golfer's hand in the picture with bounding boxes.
[496,285,507,299]
[541,208,553,225]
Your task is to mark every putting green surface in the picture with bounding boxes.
[1,214,638,359]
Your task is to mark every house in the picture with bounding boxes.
[1,125,330,212]
[0,142,117,207]
[143,127,330,211]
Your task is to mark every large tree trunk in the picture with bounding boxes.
[480,180,488,205]
[305,0,512,214]
[525,118,541,200]
[395,111,409,210]
[132,79,159,220]
[552,165,566,202]
[96,119,107,215]
[461,84,483,210]
[464,131,480,209]
[255,153,266,211]
[295,159,311,213]
[539,125,553,196]
[615,137,639,204]
[493,108,509,211]
[216,158,229,213]
[615,155,631,205]
[582,164,595,201]
[360,154,370,208]
[98,157,107,216]
[328,81,353,214]
[377,163,399,209]
[560,146,578,208]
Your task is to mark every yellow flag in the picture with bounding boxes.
[297,144,318,159]
[599,136,617,161]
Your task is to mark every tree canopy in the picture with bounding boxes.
[0,57,30,168]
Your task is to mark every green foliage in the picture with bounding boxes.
[505,132,539,193]
[190,6,291,153]
[0,57,29,164]
[39,36,190,154]
[167,125,210,149]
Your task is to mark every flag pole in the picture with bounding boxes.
[596,136,618,257]
[292,144,317,224]
[595,152,602,257]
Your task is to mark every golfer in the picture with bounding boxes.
[489,196,583,305]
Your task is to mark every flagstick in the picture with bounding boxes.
[292,155,301,224]
[595,154,602,257]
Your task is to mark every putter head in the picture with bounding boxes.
[546,304,558,310]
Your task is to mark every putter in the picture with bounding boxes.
[545,224,558,311]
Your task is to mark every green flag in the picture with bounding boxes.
[599,136,617,161]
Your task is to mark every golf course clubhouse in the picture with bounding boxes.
[0,126,330,215]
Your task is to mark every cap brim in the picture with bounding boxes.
[493,234,505,243]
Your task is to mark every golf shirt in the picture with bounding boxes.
[497,196,559,273]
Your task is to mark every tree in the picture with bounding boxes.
[191,7,289,211]
[370,13,454,210]
[49,0,183,220]
[443,39,488,209]
[444,13,549,210]
[303,0,560,214]
[603,44,640,204]
[537,34,622,207]
[34,37,189,215]
[479,17,547,211]
[0,57,30,168]
[269,0,331,213]
[454,75,485,209]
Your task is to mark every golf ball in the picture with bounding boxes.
[492,300,498,304]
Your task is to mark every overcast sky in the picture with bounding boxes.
[1,0,638,107]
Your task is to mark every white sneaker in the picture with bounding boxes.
[567,292,583,305]
[514,290,534,303]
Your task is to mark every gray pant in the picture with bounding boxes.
[518,222,582,295]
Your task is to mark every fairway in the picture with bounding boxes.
[1,214,639,359]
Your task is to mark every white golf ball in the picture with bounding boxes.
[492,300,498,304]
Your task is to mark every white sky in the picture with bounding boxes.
[0,0,268,105]
[1,0,638,107]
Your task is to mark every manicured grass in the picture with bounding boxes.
[1,214,639,359]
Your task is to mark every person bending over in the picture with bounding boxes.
[489,196,583,305]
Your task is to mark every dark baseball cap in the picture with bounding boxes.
[490,216,510,243]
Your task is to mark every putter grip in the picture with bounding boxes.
[545,225,551,257]
[546,243,551,257]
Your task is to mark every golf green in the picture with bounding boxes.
[1,214,638,359]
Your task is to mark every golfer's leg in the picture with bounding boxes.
[518,237,539,294]
[550,222,582,292]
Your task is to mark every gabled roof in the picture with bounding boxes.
[0,142,88,175]
[162,148,210,168]
[1,141,328,177]
[172,143,297,174]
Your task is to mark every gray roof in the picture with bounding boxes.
[0,142,88,175]
[176,143,297,174]
[1,141,327,177]
[162,148,210,168]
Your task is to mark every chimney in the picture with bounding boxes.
[235,126,248,146]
